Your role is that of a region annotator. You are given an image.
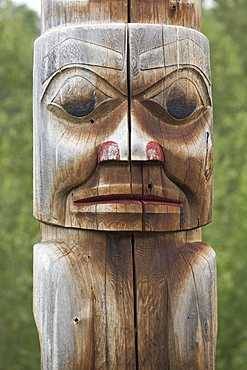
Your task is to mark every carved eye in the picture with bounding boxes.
[140,76,206,125]
[166,81,198,119]
[153,79,202,120]
[50,76,111,118]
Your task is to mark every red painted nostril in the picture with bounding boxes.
[146,141,165,162]
[98,141,121,162]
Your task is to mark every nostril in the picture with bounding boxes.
[146,141,165,162]
[98,141,121,163]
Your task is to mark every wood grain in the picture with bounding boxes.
[34,225,217,369]
[34,1,217,369]
[130,0,201,30]
[129,25,213,231]
[134,231,217,369]
[41,0,128,33]
[34,24,212,232]
[42,0,201,33]
[34,225,136,369]
[33,24,129,229]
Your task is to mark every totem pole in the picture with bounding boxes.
[33,0,217,368]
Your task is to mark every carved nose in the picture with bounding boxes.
[98,140,164,163]
[130,114,164,162]
[146,141,165,162]
[98,141,121,163]
[131,140,165,162]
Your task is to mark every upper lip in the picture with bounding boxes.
[73,194,183,207]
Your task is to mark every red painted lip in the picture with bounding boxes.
[74,194,183,207]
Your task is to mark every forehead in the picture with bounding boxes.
[130,25,210,79]
[37,24,210,87]
[40,25,126,83]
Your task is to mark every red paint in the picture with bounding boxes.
[98,141,120,162]
[75,200,141,206]
[146,141,165,162]
[74,194,183,207]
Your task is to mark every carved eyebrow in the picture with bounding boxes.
[42,37,124,83]
[134,68,211,106]
[140,41,210,84]
[41,67,125,101]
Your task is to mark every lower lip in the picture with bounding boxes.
[74,194,183,207]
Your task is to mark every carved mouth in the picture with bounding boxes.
[74,194,183,207]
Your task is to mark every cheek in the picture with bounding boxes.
[51,128,97,191]
[160,112,212,191]
[39,110,99,192]
[163,136,209,194]
[53,129,98,191]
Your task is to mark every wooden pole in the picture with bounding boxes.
[33,0,217,368]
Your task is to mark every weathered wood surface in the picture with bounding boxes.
[34,226,136,369]
[34,225,217,369]
[41,0,128,32]
[130,0,201,29]
[42,0,201,32]
[34,24,212,232]
[33,0,217,368]
[134,231,217,369]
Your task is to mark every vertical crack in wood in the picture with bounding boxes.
[128,0,131,23]
[127,24,133,196]
[131,234,139,369]
[141,164,146,232]
[205,131,210,182]
[128,4,138,364]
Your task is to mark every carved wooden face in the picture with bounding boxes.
[34,24,212,231]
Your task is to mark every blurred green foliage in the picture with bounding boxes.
[0,0,40,368]
[203,0,247,368]
[0,0,246,368]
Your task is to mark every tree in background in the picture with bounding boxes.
[203,0,247,368]
[0,0,246,368]
[0,1,40,369]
